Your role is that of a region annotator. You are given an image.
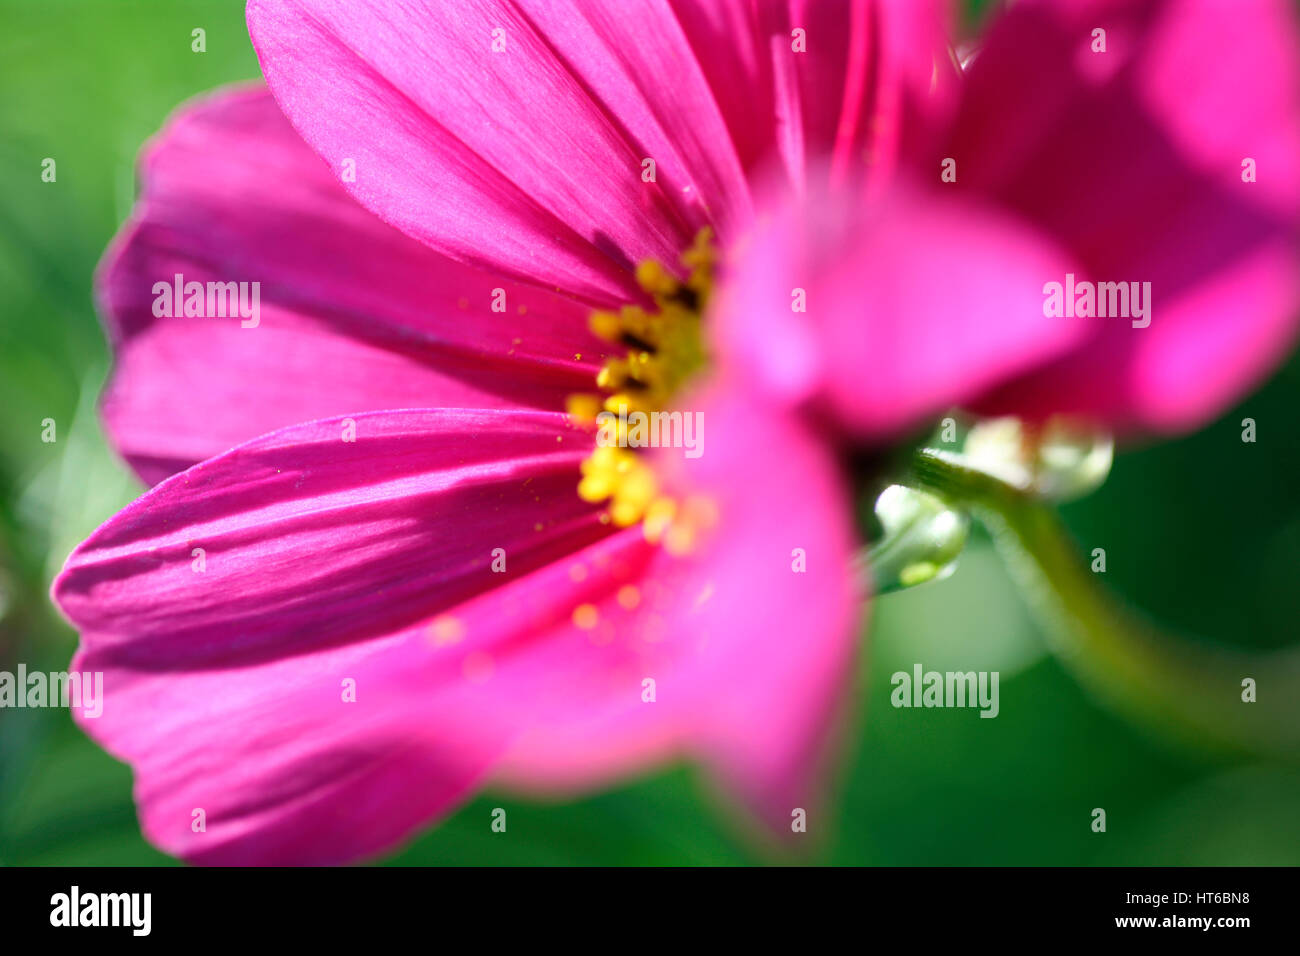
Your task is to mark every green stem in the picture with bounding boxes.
[908,448,1300,762]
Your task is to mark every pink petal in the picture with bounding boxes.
[99,85,605,484]
[941,0,1300,432]
[69,636,507,866]
[663,389,863,832]
[413,525,687,786]
[245,0,750,302]
[246,0,955,301]
[56,409,604,657]
[54,408,609,863]
[712,183,1088,438]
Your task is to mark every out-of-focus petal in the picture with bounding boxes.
[712,183,1087,438]
[941,0,1300,431]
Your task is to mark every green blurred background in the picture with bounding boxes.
[1,0,1298,866]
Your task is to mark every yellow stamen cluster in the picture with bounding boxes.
[570,229,716,538]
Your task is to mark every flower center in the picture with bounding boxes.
[568,229,716,550]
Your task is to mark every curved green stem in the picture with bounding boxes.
[908,448,1300,762]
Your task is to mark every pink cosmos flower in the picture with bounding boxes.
[53,0,1300,865]
[57,0,953,865]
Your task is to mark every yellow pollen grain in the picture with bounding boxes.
[429,615,465,646]
[616,585,641,610]
[566,394,601,421]
[664,523,697,557]
[572,603,600,630]
[646,494,719,556]
[568,563,588,583]
[642,498,677,544]
[635,259,677,297]
[589,310,621,340]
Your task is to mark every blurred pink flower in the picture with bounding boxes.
[717,0,1300,437]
